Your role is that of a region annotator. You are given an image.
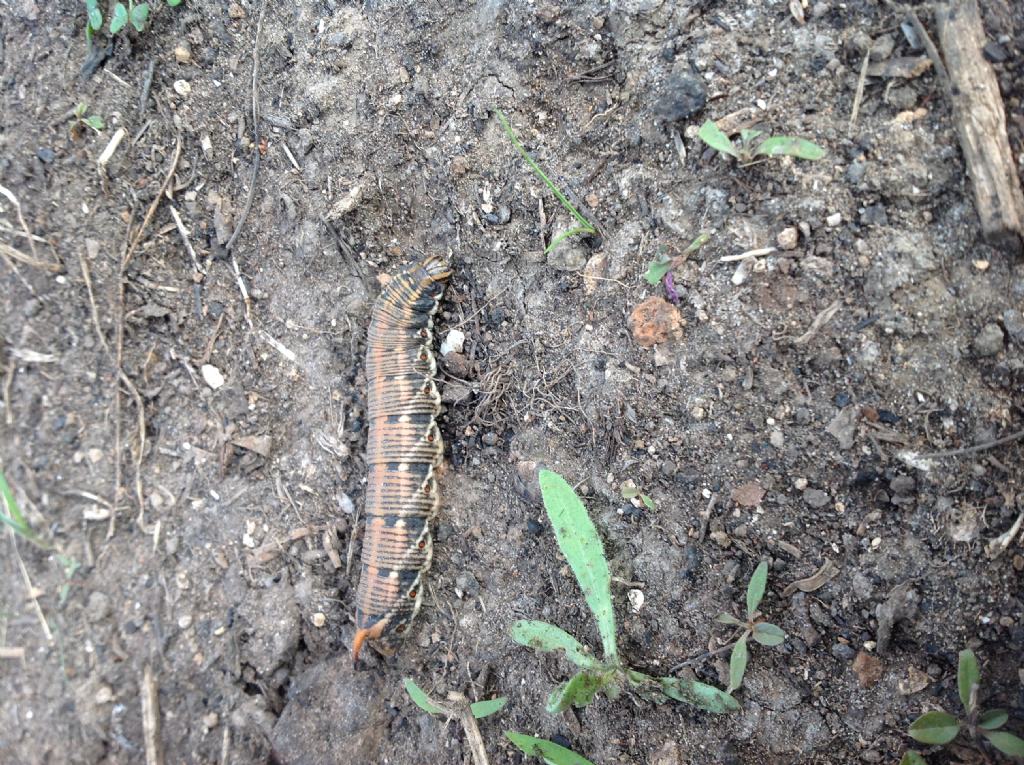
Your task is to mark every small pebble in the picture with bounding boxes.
[173,79,192,96]
[440,329,466,357]
[973,323,1005,357]
[174,43,192,64]
[312,612,326,627]
[776,227,799,251]
[228,2,246,18]
[826,212,842,227]
[455,572,480,599]
[201,364,225,389]
[803,488,830,509]
[627,589,645,613]
[852,650,884,688]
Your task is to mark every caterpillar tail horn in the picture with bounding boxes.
[352,618,388,666]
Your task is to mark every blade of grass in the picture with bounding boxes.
[545,225,593,254]
[403,678,443,715]
[538,470,617,662]
[469,697,507,719]
[510,620,600,669]
[697,120,739,158]
[495,110,596,236]
[659,676,740,713]
[505,732,595,765]
[746,561,768,620]
[958,649,979,711]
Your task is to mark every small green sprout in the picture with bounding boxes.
[495,110,598,254]
[698,120,824,166]
[619,479,654,510]
[85,0,103,43]
[643,233,710,287]
[86,0,181,42]
[505,731,595,765]
[906,649,1024,760]
[511,470,738,715]
[716,561,786,694]
[403,678,507,720]
[73,102,105,134]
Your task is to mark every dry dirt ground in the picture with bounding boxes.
[2,1,1023,763]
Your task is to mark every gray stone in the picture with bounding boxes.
[803,488,830,509]
[547,244,588,272]
[653,73,706,122]
[1004,309,1024,344]
[973,322,1005,356]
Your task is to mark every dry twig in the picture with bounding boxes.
[141,664,165,765]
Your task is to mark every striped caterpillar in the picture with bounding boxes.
[352,255,451,663]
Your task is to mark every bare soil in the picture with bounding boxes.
[1,1,1023,764]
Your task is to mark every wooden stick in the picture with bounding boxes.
[935,0,1024,254]
[141,664,165,765]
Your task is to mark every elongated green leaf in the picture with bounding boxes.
[167,0,183,6]
[908,710,960,745]
[84,115,105,131]
[470,696,507,719]
[88,4,103,29]
[402,678,442,715]
[698,120,739,158]
[505,732,595,765]
[958,649,979,711]
[495,110,596,236]
[0,470,30,534]
[728,635,749,693]
[660,676,740,714]
[746,561,768,620]
[130,2,150,31]
[754,136,825,160]
[739,128,763,144]
[899,752,927,765]
[538,470,617,662]
[717,613,742,625]
[983,730,1024,757]
[511,620,599,669]
[545,670,603,713]
[752,622,785,647]
[979,709,1008,730]
[109,2,128,33]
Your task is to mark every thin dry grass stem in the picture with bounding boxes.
[0,646,26,660]
[849,48,871,132]
[0,242,61,273]
[79,252,110,353]
[0,183,40,262]
[141,664,165,765]
[8,530,54,642]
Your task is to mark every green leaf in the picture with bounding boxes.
[983,730,1024,758]
[660,676,740,714]
[643,257,672,285]
[130,2,150,31]
[402,678,443,715]
[109,2,128,33]
[166,0,183,5]
[0,470,31,536]
[75,102,88,118]
[753,136,825,161]
[505,732,595,765]
[640,494,654,509]
[510,620,600,670]
[697,120,739,158]
[908,710,960,745]
[87,3,103,30]
[84,115,105,131]
[717,613,742,626]
[979,709,1009,730]
[746,561,768,620]
[728,635,749,693]
[545,671,603,714]
[752,622,785,647]
[957,649,979,712]
[470,696,507,719]
[538,470,617,662]
[683,232,711,255]
[899,752,927,765]
[619,480,638,499]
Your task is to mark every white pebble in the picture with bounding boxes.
[627,589,645,613]
[173,79,192,96]
[826,212,843,227]
[339,493,355,514]
[201,364,225,389]
[440,329,465,356]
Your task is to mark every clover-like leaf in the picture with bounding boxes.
[908,710,960,745]
[746,561,768,620]
[978,709,1008,731]
[510,620,599,670]
[470,697,507,719]
[728,634,749,693]
[982,730,1024,758]
[958,649,979,712]
[539,470,617,662]
[698,120,739,158]
[86,0,103,30]
[505,732,595,765]
[754,136,825,161]
[545,670,604,714]
[752,622,786,647]
[109,2,128,33]
[130,2,150,31]
[402,678,443,715]
[660,676,740,714]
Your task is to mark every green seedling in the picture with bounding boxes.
[898,753,927,765]
[495,110,598,254]
[619,479,654,510]
[643,233,710,287]
[86,0,181,42]
[716,560,786,694]
[85,0,103,42]
[1,470,81,599]
[906,649,1024,760]
[511,470,737,715]
[506,731,595,765]
[73,102,105,135]
[403,678,507,720]
[698,120,824,166]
